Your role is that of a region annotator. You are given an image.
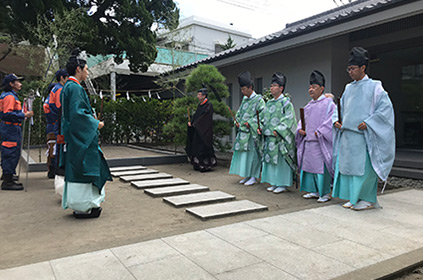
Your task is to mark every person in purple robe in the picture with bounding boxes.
[296,70,336,203]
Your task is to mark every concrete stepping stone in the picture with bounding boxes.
[121,173,173,182]
[111,169,158,177]
[131,178,190,189]
[144,184,210,197]
[163,191,236,208]
[109,165,147,172]
[186,200,268,221]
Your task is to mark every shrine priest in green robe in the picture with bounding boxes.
[258,73,297,193]
[60,49,112,219]
[229,71,265,186]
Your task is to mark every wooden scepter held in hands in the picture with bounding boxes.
[256,110,261,130]
[187,107,191,123]
[227,106,238,125]
[300,108,305,131]
[337,97,342,124]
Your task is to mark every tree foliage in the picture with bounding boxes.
[163,64,233,151]
[219,35,236,51]
[0,0,179,72]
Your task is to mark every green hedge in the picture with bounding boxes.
[20,95,174,146]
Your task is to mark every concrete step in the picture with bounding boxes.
[186,200,268,221]
[390,166,423,180]
[121,173,173,183]
[131,178,190,189]
[109,165,147,172]
[163,191,236,208]
[144,184,210,197]
[111,169,158,177]
[394,149,423,170]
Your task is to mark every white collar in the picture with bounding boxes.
[248,91,257,99]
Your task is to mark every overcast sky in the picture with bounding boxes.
[175,0,353,38]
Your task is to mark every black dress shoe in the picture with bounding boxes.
[47,170,55,179]
[1,181,24,191]
[73,207,102,219]
[13,181,23,187]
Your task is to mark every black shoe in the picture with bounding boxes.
[1,174,19,181]
[13,181,23,187]
[73,207,102,219]
[47,170,55,179]
[1,181,24,191]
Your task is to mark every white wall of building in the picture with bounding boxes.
[158,16,252,56]
[218,39,337,115]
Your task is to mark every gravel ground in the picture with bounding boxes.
[386,177,423,189]
[396,267,423,280]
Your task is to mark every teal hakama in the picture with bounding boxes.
[60,77,112,212]
[229,138,261,178]
[331,76,395,205]
[229,92,265,179]
[262,152,293,186]
[260,94,297,187]
[332,152,378,204]
[300,166,331,197]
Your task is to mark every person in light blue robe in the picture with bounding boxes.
[332,47,395,211]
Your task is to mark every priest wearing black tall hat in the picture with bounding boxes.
[258,72,297,194]
[296,70,336,203]
[229,71,265,186]
[186,88,217,172]
[332,47,395,211]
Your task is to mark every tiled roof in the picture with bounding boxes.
[170,0,413,73]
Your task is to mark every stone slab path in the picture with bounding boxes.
[109,165,147,172]
[1,189,422,280]
[186,200,268,220]
[163,191,236,208]
[120,173,173,182]
[111,169,159,177]
[144,184,210,197]
[131,178,190,189]
[112,165,269,220]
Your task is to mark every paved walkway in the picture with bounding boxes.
[1,189,422,280]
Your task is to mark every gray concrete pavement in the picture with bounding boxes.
[1,189,422,280]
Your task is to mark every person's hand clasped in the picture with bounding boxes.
[244,122,250,129]
[257,128,262,135]
[24,111,34,118]
[188,122,191,127]
[358,122,367,130]
[98,121,104,130]
[334,121,342,129]
[298,129,306,136]
[273,130,277,137]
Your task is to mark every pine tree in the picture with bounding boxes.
[163,64,233,151]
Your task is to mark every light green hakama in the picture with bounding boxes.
[229,138,261,179]
[332,152,378,205]
[300,166,331,197]
[62,182,106,212]
[261,153,293,187]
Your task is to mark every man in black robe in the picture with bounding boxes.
[186,88,217,172]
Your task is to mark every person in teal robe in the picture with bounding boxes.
[229,71,265,186]
[258,73,297,193]
[332,47,395,211]
[60,49,112,218]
